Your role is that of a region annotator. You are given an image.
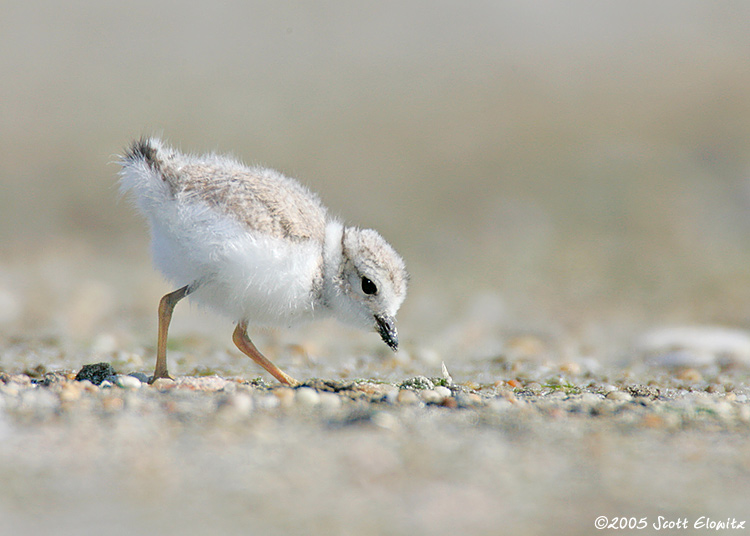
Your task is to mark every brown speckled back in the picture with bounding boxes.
[128,138,328,242]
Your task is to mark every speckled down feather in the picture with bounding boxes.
[122,137,327,242]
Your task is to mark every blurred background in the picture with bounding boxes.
[2,0,750,371]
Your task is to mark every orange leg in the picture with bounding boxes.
[232,321,299,386]
[152,285,191,383]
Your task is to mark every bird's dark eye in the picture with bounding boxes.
[361,276,378,295]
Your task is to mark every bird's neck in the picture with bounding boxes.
[319,220,345,309]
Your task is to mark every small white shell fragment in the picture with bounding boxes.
[115,375,142,390]
[295,387,321,406]
[434,386,452,399]
[441,361,454,386]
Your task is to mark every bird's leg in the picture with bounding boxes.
[232,321,300,386]
[152,284,192,383]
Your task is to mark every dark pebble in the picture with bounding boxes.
[128,372,150,383]
[75,362,116,385]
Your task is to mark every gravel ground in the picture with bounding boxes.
[1,350,749,535]
[1,250,749,536]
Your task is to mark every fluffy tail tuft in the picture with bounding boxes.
[118,137,173,211]
[123,137,161,171]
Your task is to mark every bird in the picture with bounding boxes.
[118,137,408,385]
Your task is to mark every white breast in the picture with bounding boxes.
[148,197,323,325]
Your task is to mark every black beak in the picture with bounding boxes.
[375,315,399,351]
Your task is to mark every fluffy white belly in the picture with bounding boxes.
[148,199,323,325]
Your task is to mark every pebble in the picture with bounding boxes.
[605,390,632,402]
[59,383,82,403]
[295,387,321,407]
[420,389,443,404]
[75,362,116,385]
[176,376,228,392]
[255,394,281,410]
[397,389,419,405]
[456,392,483,407]
[129,372,150,383]
[434,386,452,399]
[274,387,295,407]
[115,375,142,390]
[318,392,342,411]
[579,392,603,403]
[383,388,400,405]
[462,380,480,391]
[151,378,176,390]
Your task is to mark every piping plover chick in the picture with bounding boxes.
[119,138,408,385]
